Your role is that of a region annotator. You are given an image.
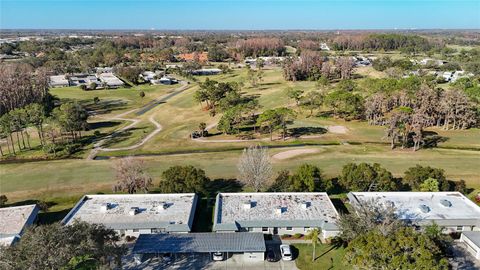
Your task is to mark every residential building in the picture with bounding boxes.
[347,192,480,233]
[62,194,198,237]
[461,231,480,260]
[49,75,69,88]
[0,204,39,246]
[69,74,101,87]
[97,72,125,88]
[213,192,340,239]
[320,43,330,51]
[190,68,222,76]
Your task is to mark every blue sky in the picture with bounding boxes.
[1,0,479,30]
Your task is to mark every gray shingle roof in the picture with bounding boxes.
[463,231,480,247]
[133,232,266,254]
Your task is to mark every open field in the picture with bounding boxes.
[1,64,479,214]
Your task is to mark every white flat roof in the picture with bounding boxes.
[214,192,339,231]
[62,194,198,232]
[0,204,39,245]
[348,192,480,223]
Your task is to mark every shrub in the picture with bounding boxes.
[281,234,291,239]
[293,233,303,239]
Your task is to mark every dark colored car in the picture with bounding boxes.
[266,247,278,262]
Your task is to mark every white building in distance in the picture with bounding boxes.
[62,194,198,237]
[347,192,480,233]
[213,192,340,239]
[49,75,69,88]
[0,204,39,246]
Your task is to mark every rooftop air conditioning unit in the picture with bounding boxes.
[275,206,284,215]
[100,203,110,212]
[301,201,310,210]
[129,207,138,216]
[243,200,252,210]
[419,204,430,213]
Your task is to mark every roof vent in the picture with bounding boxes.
[129,207,138,216]
[385,200,395,208]
[100,203,110,212]
[439,199,452,208]
[275,206,285,215]
[158,202,167,211]
[243,200,252,210]
[301,201,310,210]
[419,204,430,213]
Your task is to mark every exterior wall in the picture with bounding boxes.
[323,230,340,239]
[461,234,480,260]
[118,228,189,238]
[440,225,477,234]
[243,252,264,262]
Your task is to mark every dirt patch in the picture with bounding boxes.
[328,125,348,134]
[272,148,320,160]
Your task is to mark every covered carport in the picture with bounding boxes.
[132,232,266,264]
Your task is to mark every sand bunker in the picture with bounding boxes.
[328,125,348,134]
[272,148,320,160]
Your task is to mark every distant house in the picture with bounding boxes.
[153,76,178,85]
[213,192,340,239]
[69,74,102,87]
[177,52,209,63]
[0,204,39,246]
[95,67,114,73]
[141,71,157,82]
[347,192,480,233]
[97,72,125,88]
[190,68,222,76]
[62,194,198,237]
[49,75,69,88]
[320,43,330,51]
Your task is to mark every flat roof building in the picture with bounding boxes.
[213,192,340,239]
[49,75,69,88]
[0,204,39,246]
[347,192,480,233]
[98,72,125,88]
[62,194,198,236]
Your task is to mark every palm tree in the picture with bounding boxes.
[305,228,321,262]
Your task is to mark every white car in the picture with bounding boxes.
[212,252,224,261]
[280,245,293,261]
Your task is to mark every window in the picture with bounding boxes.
[286,227,293,231]
[456,226,464,231]
[262,227,268,232]
[133,229,139,232]
[247,227,253,232]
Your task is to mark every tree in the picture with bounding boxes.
[198,122,207,137]
[237,145,272,192]
[339,163,398,192]
[0,195,7,206]
[52,102,88,141]
[93,97,100,104]
[286,88,304,106]
[159,165,209,195]
[300,91,324,116]
[0,222,126,270]
[345,227,449,270]
[305,228,321,262]
[113,157,152,194]
[290,164,323,192]
[337,199,401,243]
[25,103,46,146]
[384,106,413,149]
[403,165,449,191]
[324,90,363,119]
[256,108,296,141]
[268,170,291,192]
[335,57,355,80]
[419,178,440,192]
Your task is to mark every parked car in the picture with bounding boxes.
[266,247,278,262]
[212,252,224,261]
[280,245,293,261]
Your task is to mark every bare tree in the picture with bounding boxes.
[335,57,355,80]
[237,145,273,192]
[113,157,152,194]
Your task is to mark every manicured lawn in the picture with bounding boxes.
[292,243,350,270]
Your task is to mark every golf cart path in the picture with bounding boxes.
[86,81,188,160]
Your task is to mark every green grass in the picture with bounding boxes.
[293,243,350,270]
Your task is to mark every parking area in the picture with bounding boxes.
[124,244,298,270]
